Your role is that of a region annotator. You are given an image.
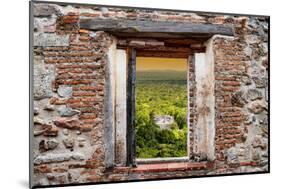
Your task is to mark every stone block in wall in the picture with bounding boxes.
[34,33,69,47]
[246,89,263,101]
[57,105,80,117]
[34,152,85,165]
[226,147,239,164]
[63,138,75,149]
[39,139,59,152]
[53,118,82,130]
[252,77,267,88]
[247,100,267,114]
[57,85,72,98]
[34,58,55,100]
[34,17,57,33]
[33,3,63,17]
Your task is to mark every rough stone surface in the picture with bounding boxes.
[63,138,75,149]
[248,100,267,114]
[34,17,57,33]
[241,75,252,85]
[252,136,267,149]
[246,89,263,101]
[57,86,73,98]
[44,103,55,111]
[43,126,59,137]
[33,3,62,17]
[34,117,47,125]
[34,33,69,47]
[62,129,69,136]
[40,139,59,151]
[77,137,86,147]
[252,77,267,88]
[45,139,59,150]
[34,107,39,115]
[33,60,55,100]
[226,147,239,164]
[34,152,85,165]
[58,106,80,117]
[53,118,82,130]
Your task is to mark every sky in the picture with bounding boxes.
[136,57,188,71]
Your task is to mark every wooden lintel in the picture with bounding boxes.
[145,41,165,47]
[138,46,204,52]
[135,43,206,58]
[163,38,205,45]
[118,39,165,48]
[129,40,146,47]
[80,19,235,38]
[118,37,205,46]
[190,43,204,49]
[117,44,205,53]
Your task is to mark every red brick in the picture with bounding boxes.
[34,164,52,173]
[80,13,101,18]
[239,161,259,166]
[80,114,97,119]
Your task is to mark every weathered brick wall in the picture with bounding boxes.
[32,2,269,187]
[187,55,197,159]
[213,18,268,173]
[33,5,114,184]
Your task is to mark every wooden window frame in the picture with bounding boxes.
[125,44,201,167]
[127,48,137,167]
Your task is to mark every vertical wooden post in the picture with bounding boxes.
[186,56,191,158]
[115,49,127,166]
[127,48,137,167]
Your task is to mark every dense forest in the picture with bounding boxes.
[136,70,188,158]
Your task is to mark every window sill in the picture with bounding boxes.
[136,157,189,164]
[113,161,214,174]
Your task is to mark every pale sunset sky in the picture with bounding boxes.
[136,57,187,71]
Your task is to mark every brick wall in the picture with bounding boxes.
[212,18,268,172]
[32,2,269,187]
[188,55,197,159]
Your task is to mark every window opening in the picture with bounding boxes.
[135,57,188,159]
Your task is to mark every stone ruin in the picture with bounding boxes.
[30,1,269,187]
[154,115,175,129]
